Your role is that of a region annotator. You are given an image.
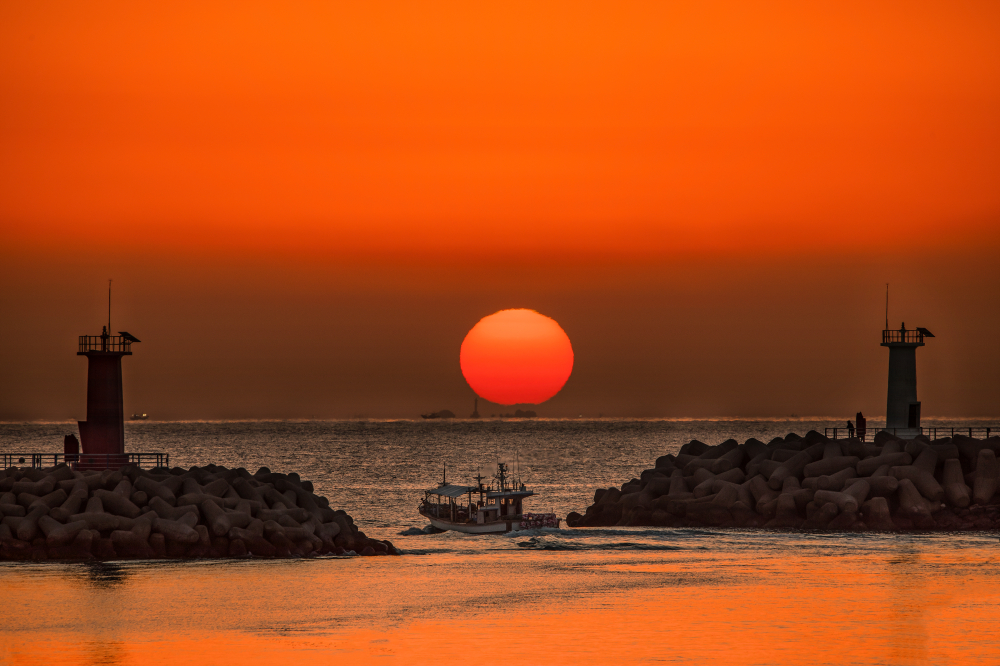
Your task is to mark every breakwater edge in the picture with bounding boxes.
[0,463,397,561]
[4,418,998,544]
[569,429,1000,531]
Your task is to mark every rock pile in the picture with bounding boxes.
[566,431,1000,531]
[0,464,398,560]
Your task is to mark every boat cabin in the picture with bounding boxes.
[423,483,477,523]
[420,462,536,531]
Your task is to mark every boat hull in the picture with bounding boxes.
[424,515,514,534]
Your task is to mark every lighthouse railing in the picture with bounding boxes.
[881,330,925,344]
[78,335,133,353]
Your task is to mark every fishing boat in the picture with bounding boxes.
[419,461,559,533]
[130,413,149,420]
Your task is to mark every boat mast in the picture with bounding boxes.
[516,449,521,488]
[495,461,509,492]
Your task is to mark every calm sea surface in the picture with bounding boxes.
[1,419,998,665]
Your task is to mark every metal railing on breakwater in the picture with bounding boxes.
[825,426,996,440]
[1,452,169,470]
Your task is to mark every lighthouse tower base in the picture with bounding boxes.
[77,339,131,469]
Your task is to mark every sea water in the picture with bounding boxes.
[1,419,998,665]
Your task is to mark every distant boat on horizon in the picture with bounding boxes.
[421,410,455,419]
[130,413,149,420]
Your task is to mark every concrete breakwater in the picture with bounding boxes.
[0,464,398,560]
[566,431,1000,531]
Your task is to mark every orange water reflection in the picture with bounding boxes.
[1,538,999,665]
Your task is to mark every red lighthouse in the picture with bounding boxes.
[76,324,140,469]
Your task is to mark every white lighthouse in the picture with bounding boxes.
[881,323,934,438]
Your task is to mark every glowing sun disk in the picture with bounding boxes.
[460,309,574,405]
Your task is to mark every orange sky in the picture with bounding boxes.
[1,2,999,419]
[2,1,999,258]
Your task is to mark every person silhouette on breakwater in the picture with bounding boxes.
[856,412,866,441]
[846,420,855,438]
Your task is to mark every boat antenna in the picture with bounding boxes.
[108,278,112,334]
[443,462,446,485]
[885,283,889,331]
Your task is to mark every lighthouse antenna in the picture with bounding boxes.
[884,283,889,330]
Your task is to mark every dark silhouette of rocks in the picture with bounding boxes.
[421,410,455,419]
[0,464,398,560]
[567,431,1000,531]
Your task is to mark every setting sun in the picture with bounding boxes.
[460,309,574,405]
